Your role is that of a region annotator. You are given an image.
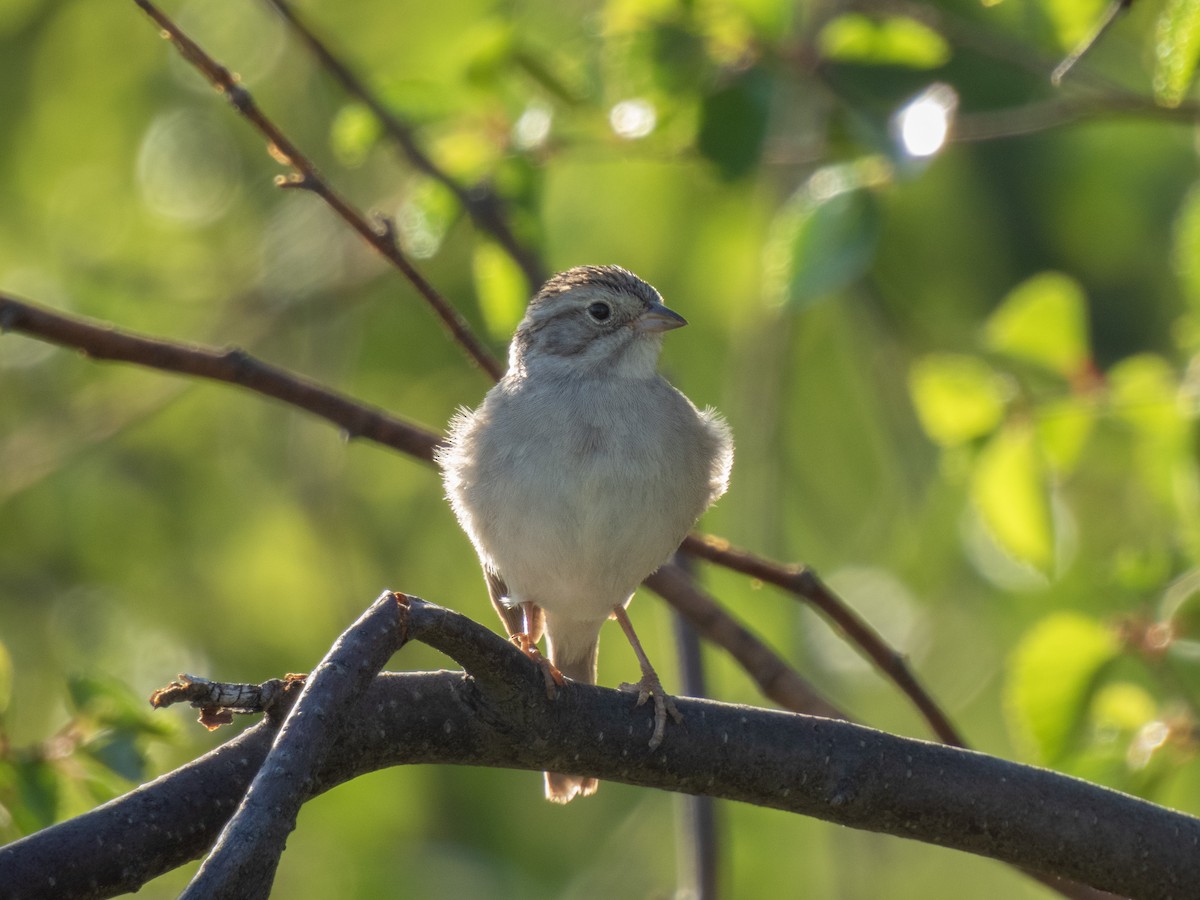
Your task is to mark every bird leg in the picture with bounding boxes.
[511,601,563,699]
[612,605,684,750]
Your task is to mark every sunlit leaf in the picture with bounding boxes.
[0,640,11,722]
[697,66,772,180]
[396,177,460,260]
[971,422,1054,571]
[1005,612,1118,763]
[330,103,382,169]
[13,758,60,833]
[908,353,1007,446]
[764,177,881,308]
[1090,681,1157,733]
[472,240,528,340]
[984,272,1090,378]
[82,731,148,783]
[817,14,951,69]
[1035,397,1096,473]
[1044,0,1112,49]
[1156,0,1200,107]
[1172,181,1200,310]
[68,674,173,738]
[1109,354,1183,443]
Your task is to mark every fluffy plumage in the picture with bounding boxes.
[437,265,733,802]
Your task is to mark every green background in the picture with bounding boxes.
[4,0,1200,896]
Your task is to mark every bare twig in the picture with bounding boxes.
[0,293,442,461]
[682,535,965,747]
[130,0,503,380]
[955,95,1200,143]
[647,563,846,721]
[259,0,546,288]
[1051,0,1135,85]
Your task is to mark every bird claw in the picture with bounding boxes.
[619,673,684,750]
[512,632,564,699]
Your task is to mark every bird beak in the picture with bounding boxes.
[637,301,688,334]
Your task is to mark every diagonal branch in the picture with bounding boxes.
[0,593,1195,900]
[130,0,504,380]
[682,534,964,747]
[0,293,440,462]
[259,0,546,288]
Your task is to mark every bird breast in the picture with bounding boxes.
[443,373,727,622]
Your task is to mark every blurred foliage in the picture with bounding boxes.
[4,0,1200,896]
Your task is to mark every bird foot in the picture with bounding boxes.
[512,632,564,699]
[619,671,684,750]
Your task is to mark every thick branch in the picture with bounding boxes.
[180,593,411,899]
[0,598,1196,900]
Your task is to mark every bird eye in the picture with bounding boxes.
[587,301,612,322]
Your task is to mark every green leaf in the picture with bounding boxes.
[396,177,459,260]
[1090,681,1157,734]
[1172,181,1200,310]
[82,731,149,783]
[0,640,11,722]
[908,353,1008,446]
[12,758,60,833]
[1109,354,1184,446]
[330,103,382,169]
[68,674,173,738]
[1043,0,1111,49]
[764,175,881,308]
[1035,397,1096,473]
[817,14,951,69]
[697,66,772,180]
[472,240,528,341]
[1005,612,1118,763]
[1156,0,1200,107]
[984,272,1090,378]
[971,422,1054,571]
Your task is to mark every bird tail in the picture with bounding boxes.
[544,636,600,804]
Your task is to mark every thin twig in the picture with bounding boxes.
[647,563,846,721]
[0,293,442,461]
[681,534,965,747]
[259,0,546,288]
[130,0,503,380]
[1051,0,1135,86]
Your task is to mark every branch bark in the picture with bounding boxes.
[0,595,1196,900]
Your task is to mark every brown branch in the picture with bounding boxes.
[1,594,1196,900]
[682,534,966,748]
[130,0,504,380]
[259,0,546,288]
[0,293,441,462]
[180,593,411,899]
[647,563,846,721]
